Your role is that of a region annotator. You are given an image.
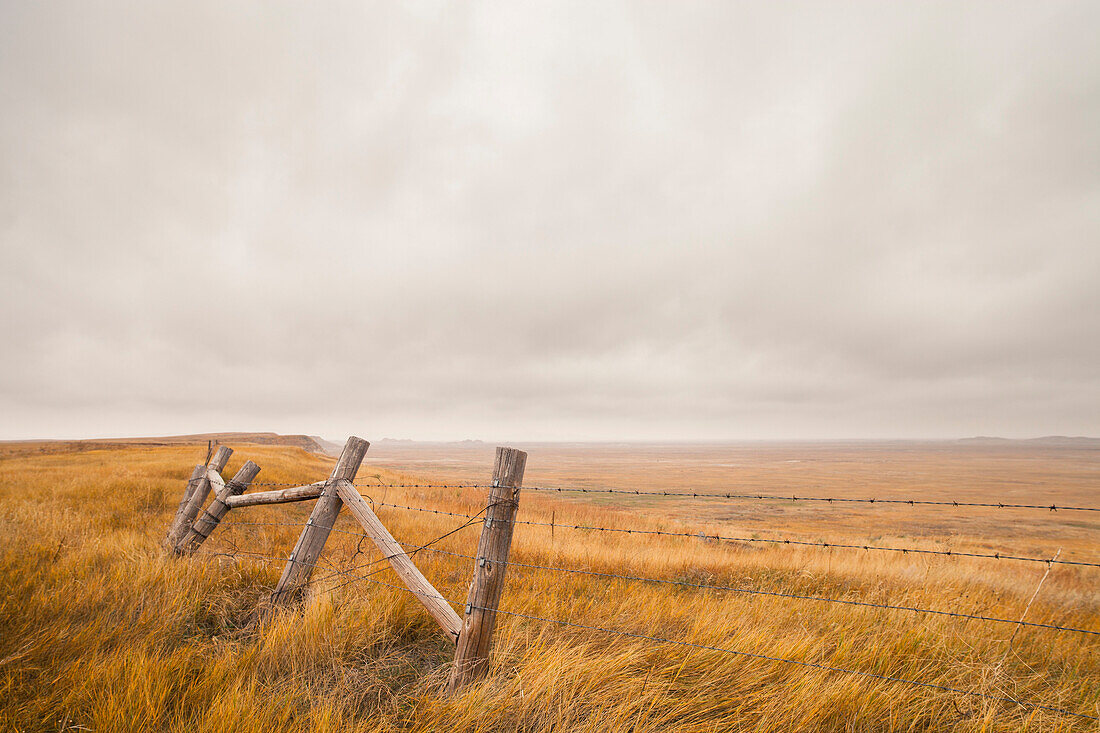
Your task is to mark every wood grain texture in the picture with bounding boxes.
[446,446,527,694]
[336,480,463,641]
[206,467,226,498]
[166,446,232,551]
[165,464,205,550]
[178,460,261,554]
[225,482,324,508]
[271,437,369,605]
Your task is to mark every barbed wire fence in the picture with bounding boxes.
[168,439,1100,723]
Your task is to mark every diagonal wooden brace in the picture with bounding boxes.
[336,480,463,642]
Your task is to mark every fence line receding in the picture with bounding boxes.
[163,437,1098,721]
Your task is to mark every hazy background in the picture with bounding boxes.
[1,1,1098,442]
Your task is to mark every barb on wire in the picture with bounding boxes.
[202,548,285,565]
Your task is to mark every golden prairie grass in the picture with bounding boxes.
[0,441,1097,732]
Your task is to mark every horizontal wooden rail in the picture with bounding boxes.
[225,482,325,508]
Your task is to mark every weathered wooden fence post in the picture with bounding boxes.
[166,464,205,550]
[165,445,232,551]
[177,460,261,554]
[446,446,527,694]
[271,436,369,605]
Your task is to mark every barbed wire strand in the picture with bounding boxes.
[238,481,1100,513]
[516,485,1100,513]
[365,499,1100,568]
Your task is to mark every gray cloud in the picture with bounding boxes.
[1,1,1098,441]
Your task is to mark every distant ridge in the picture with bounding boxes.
[143,432,329,453]
[1023,436,1100,447]
[311,438,490,457]
[2,432,330,454]
[957,435,1100,447]
[374,438,487,446]
[310,436,345,456]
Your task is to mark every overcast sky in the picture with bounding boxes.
[1,1,1098,442]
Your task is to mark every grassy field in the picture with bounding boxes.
[1,440,1098,731]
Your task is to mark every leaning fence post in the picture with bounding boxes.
[166,464,205,550]
[165,445,233,551]
[271,436,370,605]
[446,446,527,694]
[177,460,261,554]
